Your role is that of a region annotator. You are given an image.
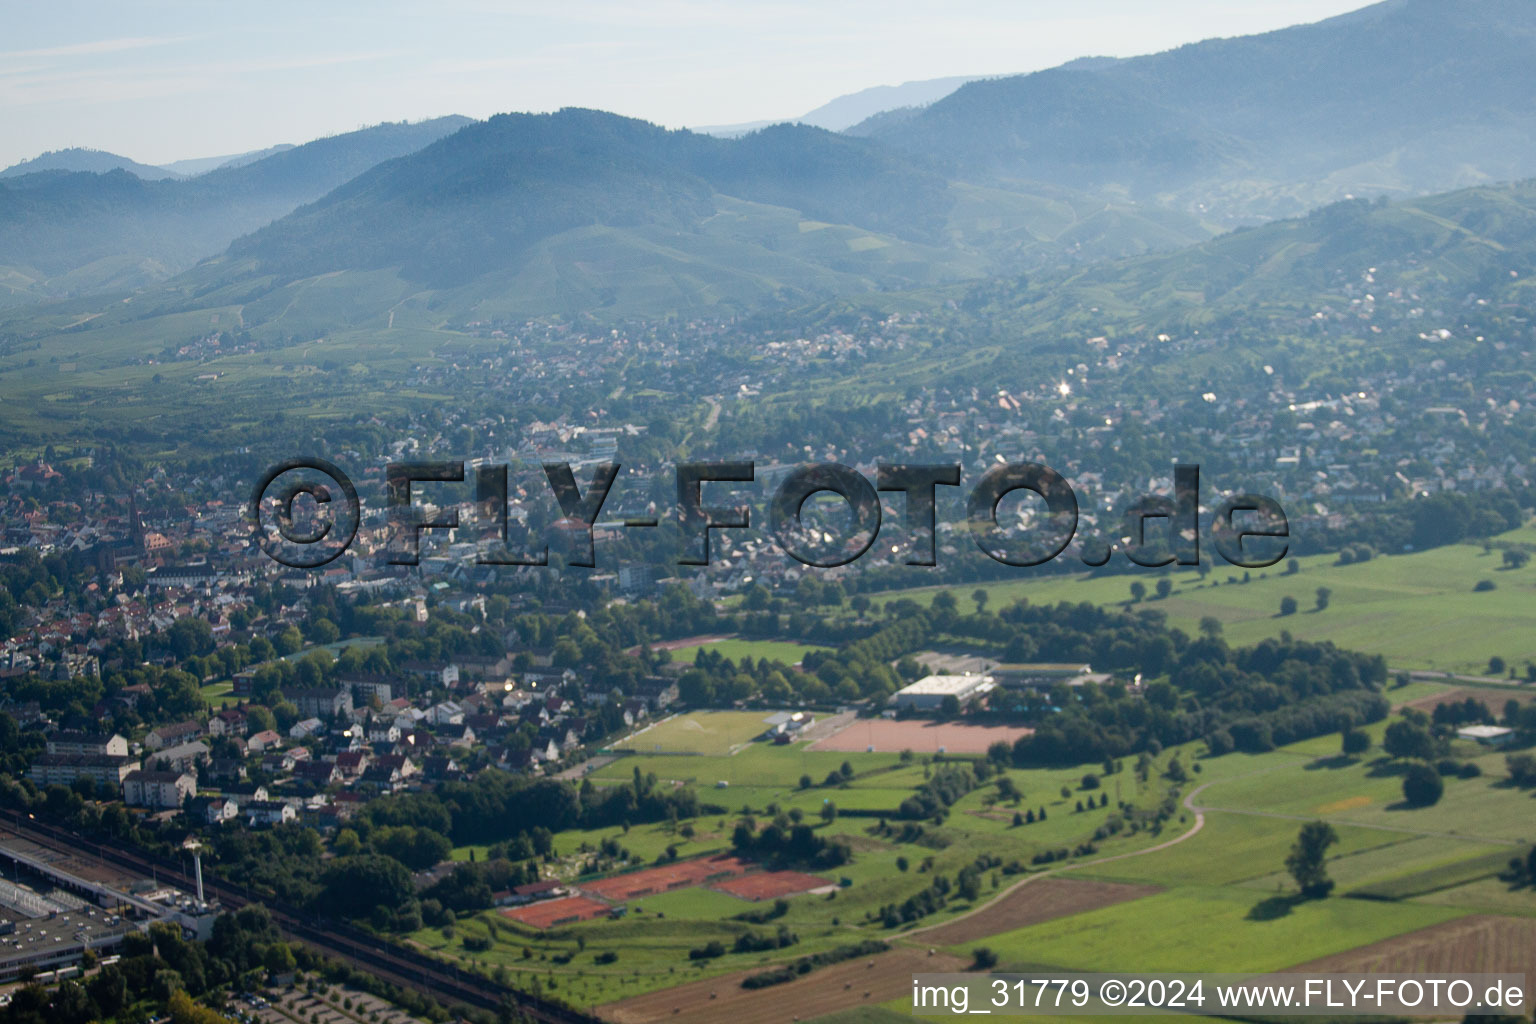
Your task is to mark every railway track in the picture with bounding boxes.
[2,812,599,1024]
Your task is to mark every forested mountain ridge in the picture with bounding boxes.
[864,0,1536,219]
[0,117,473,301]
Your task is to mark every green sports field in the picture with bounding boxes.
[612,710,788,755]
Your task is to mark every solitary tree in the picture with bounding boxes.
[1384,719,1436,762]
[1199,616,1223,641]
[1280,595,1299,616]
[1155,578,1173,600]
[1341,727,1370,757]
[1130,581,1147,603]
[1315,586,1332,611]
[1503,549,1531,569]
[1402,763,1444,807]
[1285,821,1339,898]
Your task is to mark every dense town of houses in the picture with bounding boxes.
[3,266,1533,828]
[18,655,678,831]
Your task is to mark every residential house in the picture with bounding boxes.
[145,720,204,751]
[294,760,341,787]
[208,707,249,738]
[400,660,459,687]
[367,718,402,745]
[246,800,298,827]
[464,713,502,737]
[45,730,129,758]
[122,769,195,809]
[246,729,282,753]
[205,757,247,785]
[28,753,138,789]
[633,678,679,709]
[343,676,393,706]
[335,750,370,778]
[116,683,152,708]
[193,795,239,825]
[148,740,209,775]
[286,687,353,720]
[421,754,464,782]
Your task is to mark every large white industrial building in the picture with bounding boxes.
[890,673,995,710]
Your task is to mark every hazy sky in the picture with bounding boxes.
[2,0,1372,169]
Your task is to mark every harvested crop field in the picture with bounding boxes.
[808,718,1033,754]
[501,895,611,929]
[597,946,967,1024]
[712,870,830,901]
[916,876,1162,946]
[581,855,750,902]
[1404,687,1536,713]
[1289,914,1536,978]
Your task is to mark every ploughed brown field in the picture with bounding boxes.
[1404,686,1536,713]
[808,718,1033,754]
[914,876,1163,946]
[597,946,967,1024]
[1289,914,1536,978]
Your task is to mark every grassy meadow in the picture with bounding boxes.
[871,532,1536,674]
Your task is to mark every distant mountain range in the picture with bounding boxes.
[158,144,298,177]
[0,148,182,181]
[695,74,988,137]
[0,118,471,300]
[4,0,1536,322]
[0,143,307,181]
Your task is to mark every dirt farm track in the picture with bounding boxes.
[597,946,967,1024]
[914,876,1161,946]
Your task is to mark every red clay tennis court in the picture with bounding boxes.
[580,854,751,902]
[808,718,1033,754]
[712,870,830,901]
[501,895,611,929]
